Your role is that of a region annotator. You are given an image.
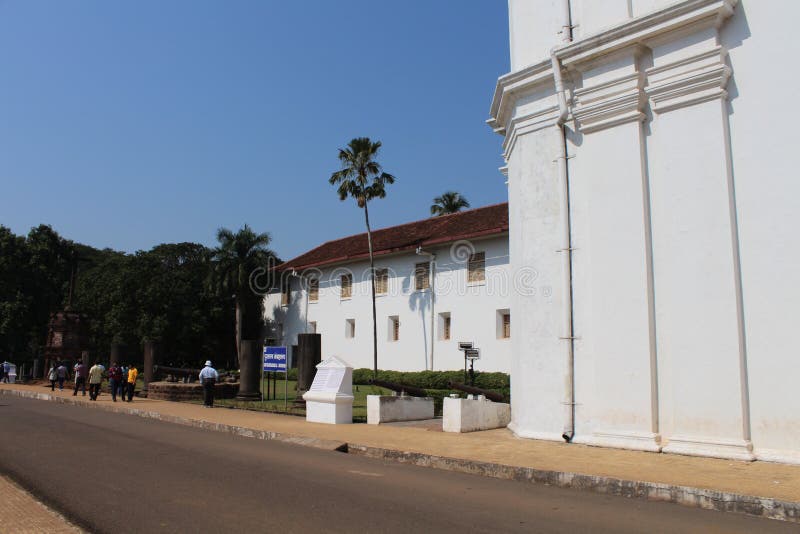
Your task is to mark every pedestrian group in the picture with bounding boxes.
[47,360,139,401]
[41,360,219,406]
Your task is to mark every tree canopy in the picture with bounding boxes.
[430,191,470,216]
[211,225,276,362]
[0,224,277,370]
[329,137,395,207]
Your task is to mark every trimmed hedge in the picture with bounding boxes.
[351,368,509,392]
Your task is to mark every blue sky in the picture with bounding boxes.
[0,0,509,260]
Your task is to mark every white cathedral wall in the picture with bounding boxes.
[506,127,571,441]
[264,236,513,374]
[498,0,800,462]
[721,2,800,464]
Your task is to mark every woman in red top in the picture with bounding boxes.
[108,363,123,402]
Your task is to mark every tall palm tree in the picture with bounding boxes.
[431,191,470,216]
[212,224,275,365]
[329,137,395,378]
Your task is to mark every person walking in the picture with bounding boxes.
[118,364,128,400]
[56,362,68,391]
[88,361,104,401]
[47,364,57,391]
[125,364,138,402]
[108,363,123,402]
[73,361,87,396]
[199,361,219,408]
[2,361,10,383]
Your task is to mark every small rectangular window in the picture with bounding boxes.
[374,268,388,295]
[496,309,511,339]
[341,273,352,299]
[439,312,451,341]
[497,310,511,339]
[388,315,400,342]
[415,262,430,291]
[308,278,319,302]
[468,252,486,283]
[281,279,291,306]
[345,319,355,339]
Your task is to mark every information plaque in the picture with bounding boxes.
[303,356,354,424]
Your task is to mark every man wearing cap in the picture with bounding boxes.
[199,360,219,408]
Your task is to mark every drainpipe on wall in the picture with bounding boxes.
[416,247,436,370]
[303,274,310,334]
[552,0,576,443]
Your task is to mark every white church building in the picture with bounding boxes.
[264,203,513,373]
[490,0,799,463]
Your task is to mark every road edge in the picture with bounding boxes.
[5,388,798,524]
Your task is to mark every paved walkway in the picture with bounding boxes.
[0,474,82,533]
[3,382,799,519]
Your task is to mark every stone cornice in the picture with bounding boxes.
[645,46,731,113]
[502,105,561,160]
[573,71,646,134]
[487,59,552,136]
[558,0,736,68]
[488,0,737,137]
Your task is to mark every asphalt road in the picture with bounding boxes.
[0,396,795,534]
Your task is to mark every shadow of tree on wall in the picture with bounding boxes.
[406,272,431,370]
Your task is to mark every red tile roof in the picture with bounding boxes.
[278,202,508,272]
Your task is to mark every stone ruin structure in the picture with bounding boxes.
[43,309,89,377]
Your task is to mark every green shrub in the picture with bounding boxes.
[351,368,510,393]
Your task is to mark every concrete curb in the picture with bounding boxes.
[346,444,800,523]
[5,388,798,523]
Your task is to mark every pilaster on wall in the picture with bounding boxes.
[569,49,661,453]
[644,30,752,461]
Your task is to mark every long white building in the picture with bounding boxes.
[264,204,513,373]
[490,0,800,462]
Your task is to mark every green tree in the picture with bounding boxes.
[0,225,73,363]
[430,191,470,216]
[212,225,275,365]
[74,249,139,355]
[0,226,32,358]
[329,137,396,378]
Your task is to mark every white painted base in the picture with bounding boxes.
[507,422,565,442]
[366,395,435,425]
[303,391,354,424]
[754,448,800,466]
[572,430,662,453]
[443,397,511,433]
[662,435,755,461]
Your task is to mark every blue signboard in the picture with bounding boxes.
[263,346,288,372]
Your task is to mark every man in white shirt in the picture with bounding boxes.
[199,360,219,408]
[88,361,105,401]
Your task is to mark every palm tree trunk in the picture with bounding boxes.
[363,201,378,379]
[235,296,242,367]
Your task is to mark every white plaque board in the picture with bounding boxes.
[309,367,346,393]
[303,356,354,424]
